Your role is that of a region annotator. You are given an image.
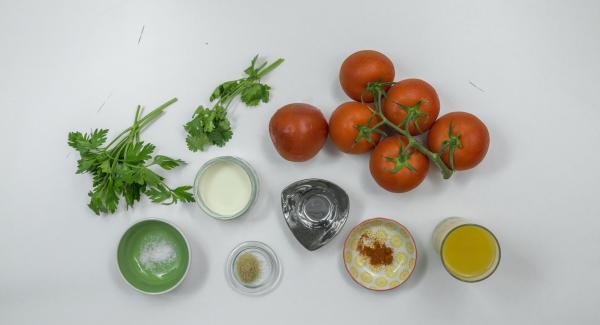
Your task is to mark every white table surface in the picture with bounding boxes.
[2,0,600,323]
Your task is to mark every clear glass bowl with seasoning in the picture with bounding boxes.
[225,241,282,295]
[193,156,259,220]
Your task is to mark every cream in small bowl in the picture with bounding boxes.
[194,156,259,220]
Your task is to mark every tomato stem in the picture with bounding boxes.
[366,83,454,179]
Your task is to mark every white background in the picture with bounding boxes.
[1,0,599,323]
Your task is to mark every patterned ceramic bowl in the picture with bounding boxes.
[343,218,417,291]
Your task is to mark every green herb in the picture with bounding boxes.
[184,55,284,152]
[68,98,195,215]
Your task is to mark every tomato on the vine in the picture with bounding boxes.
[329,102,383,154]
[383,79,440,135]
[369,135,429,192]
[339,50,395,102]
[427,112,489,170]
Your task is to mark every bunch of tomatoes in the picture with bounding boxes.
[269,50,490,193]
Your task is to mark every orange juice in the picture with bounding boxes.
[432,217,500,282]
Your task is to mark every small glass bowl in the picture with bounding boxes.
[225,241,282,296]
[193,156,259,220]
[281,178,350,251]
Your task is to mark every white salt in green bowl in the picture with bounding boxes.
[116,219,190,294]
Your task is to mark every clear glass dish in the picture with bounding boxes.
[193,156,259,220]
[225,241,282,296]
[281,178,350,250]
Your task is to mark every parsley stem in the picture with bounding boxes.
[104,98,178,149]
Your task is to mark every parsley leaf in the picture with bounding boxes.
[68,98,195,215]
[151,155,185,170]
[184,55,284,152]
[68,129,108,154]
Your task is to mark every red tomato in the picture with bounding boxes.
[382,79,440,135]
[427,112,489,170]
[329,101,382,154]
[339,50,395,102]
[369,136,429,193]
[269,103,328,162]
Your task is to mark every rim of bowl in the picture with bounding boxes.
[193,156,259,221]
[440,223,501,283]
[342,217,418,292]
[225,241,282,296]
[115,218,192,295]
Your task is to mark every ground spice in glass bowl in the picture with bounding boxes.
[236,252,261,284]
[226,241,282,295]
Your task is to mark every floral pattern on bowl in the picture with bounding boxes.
[343,218,417,291]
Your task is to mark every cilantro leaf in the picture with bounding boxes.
[184,105,233,152]
[207,119,233,147]
[186,132,211,152]
[244,55,260,77]
[184,55,283,153]
[210,80,240,102]
[240,83,271,106]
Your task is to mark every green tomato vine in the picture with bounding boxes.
[357,82,462,179]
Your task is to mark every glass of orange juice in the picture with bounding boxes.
[432,217,500,282]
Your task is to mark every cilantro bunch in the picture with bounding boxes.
[184,55,284,152]
[68,98,195,215]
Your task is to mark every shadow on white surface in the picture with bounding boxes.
[493,240,540,292]
[343,184,365,227]
[358,156,383,194]
[173,231,209,296]
[400,237,428,291]
[450,118,511,188]
[320,137,344,160]
[109,250,134,295]
[330,71,348,103]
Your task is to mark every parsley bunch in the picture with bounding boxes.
[184,55,284,152]
[68,98,195,215]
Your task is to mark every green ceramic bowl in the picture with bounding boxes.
[117,219,190,294]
